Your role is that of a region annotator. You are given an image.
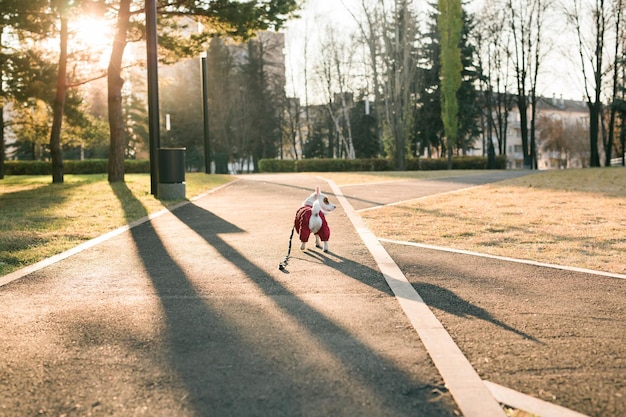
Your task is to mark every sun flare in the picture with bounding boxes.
[73,17,114,51]
[69,16,116,69]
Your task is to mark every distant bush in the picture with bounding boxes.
[4,159,151,175]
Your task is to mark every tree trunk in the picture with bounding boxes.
[107,0,130,183]
[49,16,68,184]
[517,95,530,167]
[0,29,4,180]
[606,0,623,166]
[0,102,4,180]
[589,101,602,167]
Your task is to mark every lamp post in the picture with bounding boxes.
[202,56,211,174]
[146,0,160,195]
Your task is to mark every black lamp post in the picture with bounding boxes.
[146,0,160,195]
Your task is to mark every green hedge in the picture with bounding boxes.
[258,159,296,172]
[259,156,507,173]
[3,159,151,175]
[258,158,393,173]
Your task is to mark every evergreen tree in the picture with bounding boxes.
[350,100,379,158]
[0,0,55,177]
[438,0,463,168]
[240,35,284,171]
[414,2,481,158]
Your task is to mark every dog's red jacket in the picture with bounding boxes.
[294,205,330,243]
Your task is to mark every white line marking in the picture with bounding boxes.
[379,238,626,281]
[484,381,590,417]
[322,177,507,417]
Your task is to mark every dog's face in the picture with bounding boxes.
[304,186,336,213]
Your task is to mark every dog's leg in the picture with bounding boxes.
[323,241,329,253]
[315,235,323,250]
[300,242,306,250]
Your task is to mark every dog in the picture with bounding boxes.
[293,186,336,253]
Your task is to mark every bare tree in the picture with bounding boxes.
[344,0,384,155]
[565,0,609,167]
[380,0,418,169]
[474,3,515,157]
[313,25,356,159]
[506,0,551,169]
[605,0,624,165]
[331,34,356,159]
[283,97,301,159]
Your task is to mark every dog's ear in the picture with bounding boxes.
[315,185,320,195]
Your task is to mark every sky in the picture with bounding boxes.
[282,0,584,104]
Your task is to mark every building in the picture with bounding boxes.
[479,95,590,169]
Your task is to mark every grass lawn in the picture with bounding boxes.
[325,168,626,275]
[0,173,233,276]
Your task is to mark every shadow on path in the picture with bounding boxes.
[412,281,542,343]
[166,202,458,417]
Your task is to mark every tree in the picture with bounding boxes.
[351,100,379,158]
[456,10,482,154]
[49,4,68,183]
[414,6,444,158]
[414,3,482,159]
[437,0,463,169]
[348,0,386,157]
[474,3,515,158]
[0,0,55,178]
[506,0,551,169]
[314,26,357,159]
[241,32,285,171]
[205,33,286,171]
[104,0,298,183]
[605,0,624,166]
[566,0,608,167]
[381,0,419,170]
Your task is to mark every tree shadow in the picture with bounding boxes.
[302,250,393,295]
[411,280,542,344]
[166,202,459,417]
[110,188,323,415]
[304,249,542,343]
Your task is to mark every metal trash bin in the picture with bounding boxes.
[158,147,186,199]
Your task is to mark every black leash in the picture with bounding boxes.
[278,227,295,271]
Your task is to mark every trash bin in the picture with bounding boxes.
[158,147,186,199]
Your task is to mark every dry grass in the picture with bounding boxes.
[329,168,626,275]
[323,170,480,185]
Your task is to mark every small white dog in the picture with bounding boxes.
[293,186,336,252]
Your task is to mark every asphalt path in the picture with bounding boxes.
[1,174,458,417]
[0,171,623,417]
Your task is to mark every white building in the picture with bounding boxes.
[480,95,590,169]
